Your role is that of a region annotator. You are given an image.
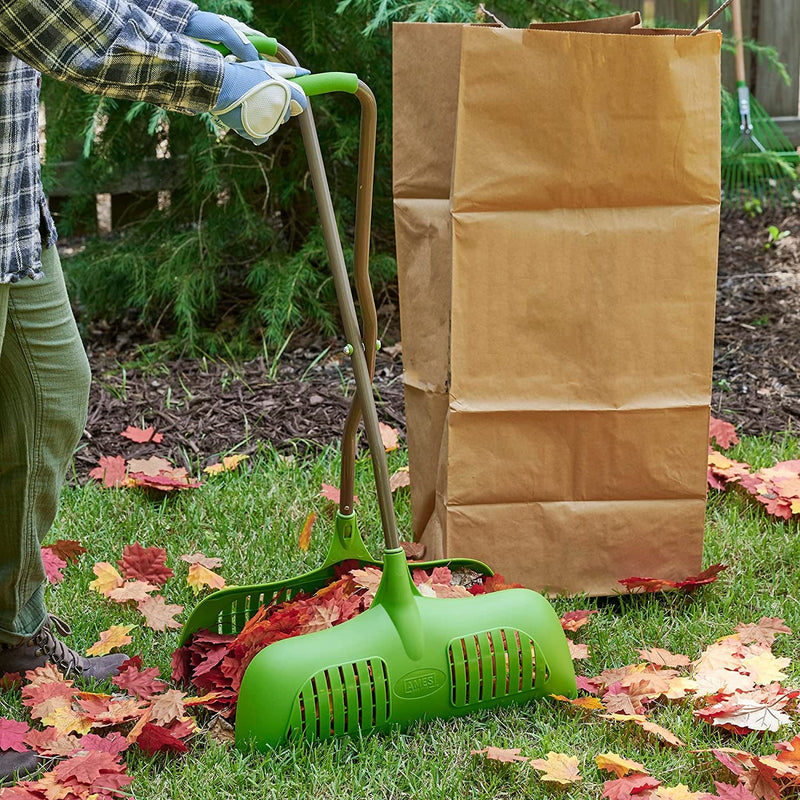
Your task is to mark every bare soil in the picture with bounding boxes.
[73,209,800,479]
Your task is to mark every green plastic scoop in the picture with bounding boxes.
[181,41,577,751]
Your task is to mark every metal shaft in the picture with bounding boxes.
[278,45,400,550]
[339,83,379,517]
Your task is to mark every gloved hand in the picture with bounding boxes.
[212,61,309,145]
[184,10,262,62]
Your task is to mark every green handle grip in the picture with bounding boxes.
[207,32,279,58]
[292,72,359,96]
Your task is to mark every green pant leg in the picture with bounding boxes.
[0,246,91,645]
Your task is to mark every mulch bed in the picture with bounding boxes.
[73,208,800,480]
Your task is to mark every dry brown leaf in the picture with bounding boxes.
[137,596,184,631]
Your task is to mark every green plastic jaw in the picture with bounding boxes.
[235,548,577,749]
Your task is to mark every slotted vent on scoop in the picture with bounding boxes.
[286,657,391,741]
[447,628,546,706]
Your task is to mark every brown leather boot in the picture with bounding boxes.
[0,750,40,784]
[0,615,127,682]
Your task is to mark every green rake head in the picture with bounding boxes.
[235,549,576,750]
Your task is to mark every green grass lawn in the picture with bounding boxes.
[8,434,800,799]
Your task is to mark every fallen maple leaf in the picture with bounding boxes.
[551,694,604,711]
[40,547,66,584]
[637,647,691,668]
[186,563,226,593]
[708,702,792,733]
[707,783,758,800]
[740,651,790,685]
[0,718,30,753]
[298,511,316,552]
[113,660,167,700]
[379,422,400,452]
[470,746,529,764]
[137,596,183,631]
[709,417,739,450]
[619,564,727,594]
[88,454,127,487]
[529,752,582,785]
[148,690,186,726]
[23,727,79,757]
[121,425,163,444]
[78,732,130,756]
[596,752,649,778]
[203,454,248,475]
[118,542,173,585]
[734,617,791,648]
[45,539,86,565]
[567,640,590,660]
[652,785,705,799]
[52,749,132,792]
[88,562,124,596]
[400,540,425,560]
[602,774,661,800]
[560,609,598,632]
[180,552,222,570]
[125,456,200,492]
[86,625,135,657]
[389,466,410,492]
[599,713,686,748]
[136,722,189,755]
[107,580,159,604]
[320,483,358,506]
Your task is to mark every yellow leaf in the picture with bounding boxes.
[40,706,93,736]
[187,563,226,593]
[596,752,649,778]
[86,624,134,656]
[791,498,800,513]
[665,676,698,699]
[652,785,706,799]
[529,752,582,785]
[88,562,123,596]
[203,463,225,475]
[298,511,316,552]
[551,694,604,711]
[222,454,248,471]
[741,651,791,685]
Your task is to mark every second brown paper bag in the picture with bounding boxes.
[392,19,721,595]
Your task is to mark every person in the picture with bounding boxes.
[0,0,307,781]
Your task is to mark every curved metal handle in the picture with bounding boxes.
[277,45,400,551]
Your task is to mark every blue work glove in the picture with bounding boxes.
[184,10,262,62]
[212,61,309,145]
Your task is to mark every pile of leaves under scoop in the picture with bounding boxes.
[172,564,520,715]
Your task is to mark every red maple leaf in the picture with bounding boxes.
[482,574,524,592]
[39,547,66,584]
[0,672,22,690]
[675,563,728,590]
[88,454,127,487]
[601,774,661,800]
[78,732,130,756]
[117,542,173,585]
[51,749,127,785]
[709,417,739,450]
[0,718,30,753]
[320,483,358,505]
[136,723,189,755]
[710,781,759,799]
[112,659,167,700]
[121,425,164,444]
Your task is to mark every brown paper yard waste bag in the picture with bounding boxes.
[392,18,721,595]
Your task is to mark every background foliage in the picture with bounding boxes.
[46,0,782,355]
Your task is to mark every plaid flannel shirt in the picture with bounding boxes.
[0,0,225,283]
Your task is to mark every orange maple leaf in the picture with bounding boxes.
[596,752,649,778]
[120,425,163,444]
[86,624,135,657]
[298,511,316,552]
